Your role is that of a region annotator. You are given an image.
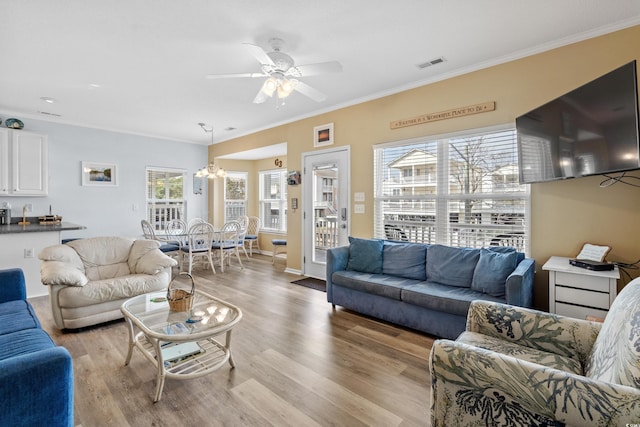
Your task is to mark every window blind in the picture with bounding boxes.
[259,169,288,232]
[146,167,186,230]
[224,172,248,222]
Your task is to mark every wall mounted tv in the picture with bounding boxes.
[516,60,640,184]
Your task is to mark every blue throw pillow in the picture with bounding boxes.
[346,237,383,274]
[382,242,427,280]
[426,245,480,287]
[471,248,518,297]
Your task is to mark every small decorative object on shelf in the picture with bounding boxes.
[167,272,195,312]
[39,215,63,225]
[5,118,24,129]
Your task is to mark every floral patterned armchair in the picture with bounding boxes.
[429,277,640,426]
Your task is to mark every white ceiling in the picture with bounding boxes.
[2,0,640,154]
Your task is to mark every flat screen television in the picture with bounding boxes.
[516,60,640,184]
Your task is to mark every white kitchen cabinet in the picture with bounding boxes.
[0,130,8,195]
[0,128,48,196]
[543,256,619,319]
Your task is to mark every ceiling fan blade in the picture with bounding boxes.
[294,61,342,76]
[206,72,266,79]
[242,43,275,66]
[293,80,327,102]
[253,87,270,104]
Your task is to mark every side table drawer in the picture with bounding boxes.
[556,285,609,309]
[556,302,608,319]
[555,272,610,292]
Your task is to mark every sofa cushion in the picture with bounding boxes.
[457,331,582,375]
[134,249,177,274]
[0,329,54,361]
[586,278,640,388]
[331,271,422,300]
[470,248,518,297]
[56,273,168,308]
[426,245,480,288]
[128,239,161,273]
[0,300,41,334]
[346,237,383,274]
[67,237,134,280]
[401,282,504,317]
[382,242,427,281]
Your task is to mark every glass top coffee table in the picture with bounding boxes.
[121,289,242,402]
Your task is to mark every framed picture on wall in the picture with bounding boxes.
[82,161,118,186]
[314,123,334,147]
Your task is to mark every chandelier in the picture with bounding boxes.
[196,162,226,178]
[196,123,226,179]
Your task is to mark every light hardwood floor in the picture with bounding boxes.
[30,254,435,427]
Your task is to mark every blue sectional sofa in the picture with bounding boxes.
[0,268,74,427]
[326,238,535,339]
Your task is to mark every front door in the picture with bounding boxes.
[302,147,350,279]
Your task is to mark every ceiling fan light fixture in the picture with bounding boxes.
[277,78,295,98]
[261,77,277,97]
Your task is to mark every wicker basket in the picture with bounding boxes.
[167,272,195,312]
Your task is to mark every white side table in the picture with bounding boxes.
[542,256,619,319]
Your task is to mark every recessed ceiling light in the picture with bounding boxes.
[89,83,101,88]
[40,97,55,103]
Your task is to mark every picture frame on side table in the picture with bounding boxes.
[82,161,118,187]
[314,123,334,147]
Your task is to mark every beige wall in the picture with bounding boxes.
[210,25,640,309]
[210,155,288,252]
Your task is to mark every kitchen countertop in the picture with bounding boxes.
[0,222,86,234]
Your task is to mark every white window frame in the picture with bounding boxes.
[224,171,248,223]
[373,125,530,254]
[259,169,288,233]
[146,167,186,231]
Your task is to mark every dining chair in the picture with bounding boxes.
[165,219,189,268]
[212,221,244,272]
[243,216,261,256]
[180,222,216,274]
[237,216,249,259]
[187,217,206,229]
[140,219,180,256]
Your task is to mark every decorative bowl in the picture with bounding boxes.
[5,118,24,129]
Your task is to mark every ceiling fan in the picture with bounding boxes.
[206,38,342,104]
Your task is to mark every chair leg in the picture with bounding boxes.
[207,252,217,274]
[235,249,244,269]
[219,248,225,273]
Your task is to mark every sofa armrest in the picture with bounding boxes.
[465,300,600,366]
[430,339,640,426]
[40,261,88,287]
[504,257,534,308]
[0,268,27,303]
[326,245,350,303]
[0,346,74,427]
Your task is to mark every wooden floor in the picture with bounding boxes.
[30,254,435,427]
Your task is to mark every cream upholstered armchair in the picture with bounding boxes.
[430,277,640,426]
[39,237,176,329]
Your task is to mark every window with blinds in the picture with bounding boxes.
[224,172,248,222]
[259,169,287,232]
[373,126,529,253]
[146,167,186,230]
